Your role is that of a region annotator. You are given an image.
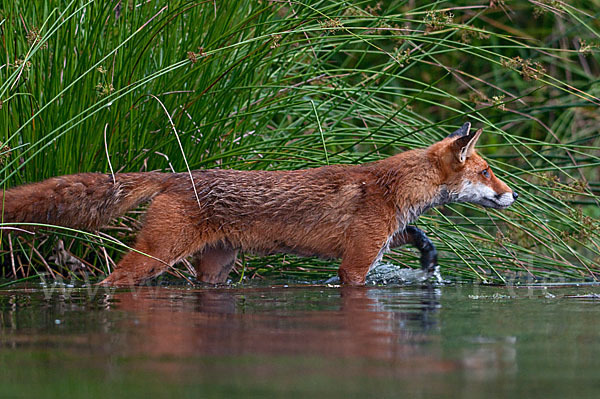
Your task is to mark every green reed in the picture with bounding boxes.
[0,0,598,284]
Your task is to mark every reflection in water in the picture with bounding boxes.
[109,286,444,363]
[3,283,600,397]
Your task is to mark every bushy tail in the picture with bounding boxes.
[0,172,170,231]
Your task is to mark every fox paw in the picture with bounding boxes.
[426,265,446,284]
[98,270,147,286]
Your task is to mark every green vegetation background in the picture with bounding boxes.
[0,0,599,284]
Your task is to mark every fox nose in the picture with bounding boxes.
[512,192,519,201]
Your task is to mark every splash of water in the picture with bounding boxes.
[324,263,447,286]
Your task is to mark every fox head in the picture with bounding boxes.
[430,122,518,210]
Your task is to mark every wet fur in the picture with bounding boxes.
[0,125,515,286]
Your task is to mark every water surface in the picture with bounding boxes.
[1,282,599,398]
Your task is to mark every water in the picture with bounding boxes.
[1,280,600,398]
[325,262,444,285]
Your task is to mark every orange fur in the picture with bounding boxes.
[0,123,516,285]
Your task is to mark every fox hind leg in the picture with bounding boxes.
[100,194,206,286]
[192,242,238,284]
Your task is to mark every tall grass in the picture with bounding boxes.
[0,0,599,284]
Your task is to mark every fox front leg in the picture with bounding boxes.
[390,226,438,273]
[338,230,390,285]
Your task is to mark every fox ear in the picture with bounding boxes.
[446,122,471,139]
[453,127,483,163]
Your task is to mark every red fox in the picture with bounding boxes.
[1,122,517,286]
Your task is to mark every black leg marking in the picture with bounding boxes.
[390,226,438,273]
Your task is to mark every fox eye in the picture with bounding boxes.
[481,169,490,179]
